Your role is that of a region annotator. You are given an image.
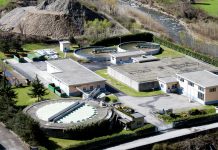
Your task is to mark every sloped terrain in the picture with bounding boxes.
[0,0,104,39]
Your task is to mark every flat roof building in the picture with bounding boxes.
[132,55,159,63]
[110,51,146,65]
[177,70,218,104]
[47,59,106,96]
[59,41,70,52]
[108,57,217,92]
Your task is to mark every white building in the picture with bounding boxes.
[59,41,70,52]
[110,51,146,65]
[158,76,179,93]
[46,59,106,96]
[176,70,218,105]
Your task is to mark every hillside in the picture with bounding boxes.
[0,0,104,39]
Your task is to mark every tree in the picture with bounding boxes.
[0,75,17,109]
[0,40,10,53]
[28,76,48,102]
[7,111,48,146]
[85,19,112,41]
[103,0,118,15]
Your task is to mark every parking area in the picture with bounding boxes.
[118,94,201,130]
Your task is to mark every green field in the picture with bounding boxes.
[0,0,10,7]
[22,43,79,59]
[193,0,218,17]
[15,86,58,106]
[155,45,184,59]
[49,137,82,149]
[48,130,133,149]
[96,69,163,97]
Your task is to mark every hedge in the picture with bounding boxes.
[92,32,153,47]
[153,36,218,67]
[173,113,218,129]
[64,124,156,150]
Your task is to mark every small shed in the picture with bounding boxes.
[59,41,70,52]
[158,76,179,93]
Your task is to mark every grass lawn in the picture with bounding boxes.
[155,45,184,59]
[48,129,132,149]
[0,0,10,7]
[96,69,163,97]
[49,137,82,149]
[22,43,59,52]
[0,52,6,59]
[15,86,58,106]
[22,43,79,59]
[193,0,218,17]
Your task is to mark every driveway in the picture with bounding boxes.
[118,94,201,130]
[0,123,28,150]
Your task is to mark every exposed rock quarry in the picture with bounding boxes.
[0,0,103,39]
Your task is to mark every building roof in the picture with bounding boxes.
[131,112,144,118]
[47,59,106,86]
[59,41,70,44]
[177,70,218,88]
[108,57,218,83]
[110,51,145,58]
[132,55,159,63]
[158,76,178,84]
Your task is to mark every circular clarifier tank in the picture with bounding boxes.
[36,101,97,123]
[23,99,110,130]
[118,41,160,55]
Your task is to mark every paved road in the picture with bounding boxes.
[0,123,28,150]
[105,122,218,150]
[118,94,201,130]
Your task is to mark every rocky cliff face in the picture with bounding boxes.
[38,0,81,14]
[0,0,103,39]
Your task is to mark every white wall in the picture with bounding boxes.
[60,42,70,52]
[177,76,205,104]
[159,81,167,93]
[108,67,139,91]
[50,75,70,95]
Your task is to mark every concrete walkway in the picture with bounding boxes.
[0,123,28,150]
[105,122,218,150]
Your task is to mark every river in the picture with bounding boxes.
[120,0,218,57]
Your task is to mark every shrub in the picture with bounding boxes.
[6,111,48,146]
[188,109,206,116]
[64,124,156,150]
[105,94,118,103]
[173,113,218,128]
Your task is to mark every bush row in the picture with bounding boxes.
[43,118,122,140]
[64,124,156,150]
[92,32,153,47]
[153,36,218,67]
[173,113,218,128]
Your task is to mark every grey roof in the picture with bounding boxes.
[177,70,218,88]
[47,59,106,86]
[110,51,145,58]
[132,55,159,63]
[109,57,218,83]
[158,76,178,84]
[131,112,144,118]
[59,41,70,44]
